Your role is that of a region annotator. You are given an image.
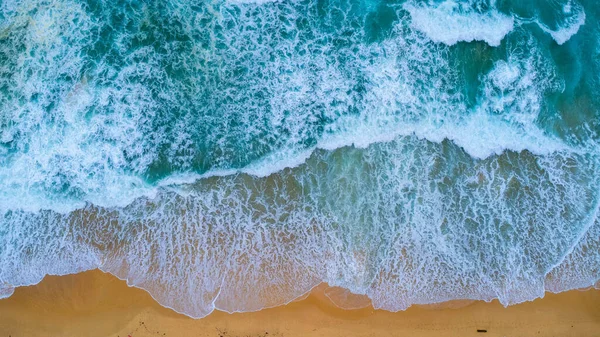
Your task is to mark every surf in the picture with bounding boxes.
[1,0,599,319]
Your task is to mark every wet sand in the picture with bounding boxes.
[0,269,599,337]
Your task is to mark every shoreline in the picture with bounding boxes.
[1,269,599,337]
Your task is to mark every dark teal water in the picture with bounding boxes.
[0,0,599,318]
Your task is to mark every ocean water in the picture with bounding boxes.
[0,0,599,318]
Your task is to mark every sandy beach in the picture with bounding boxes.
[0,269,599,337]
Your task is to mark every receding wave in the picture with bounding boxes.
[1,0,600,319]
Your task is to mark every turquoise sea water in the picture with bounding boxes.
[1,0,599,318]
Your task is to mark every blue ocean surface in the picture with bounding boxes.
[0,0,599,318]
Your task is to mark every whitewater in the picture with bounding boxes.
[1,0,599,318]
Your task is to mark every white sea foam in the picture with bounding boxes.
[403,0,514,46]
[242,148,315,177]
[0,0,570,214]
[536,4,586,45]
[0,0,166,213]
[546,199,600,292]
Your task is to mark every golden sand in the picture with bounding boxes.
[0,269,599,337]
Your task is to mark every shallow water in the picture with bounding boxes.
[1,0,599,318]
